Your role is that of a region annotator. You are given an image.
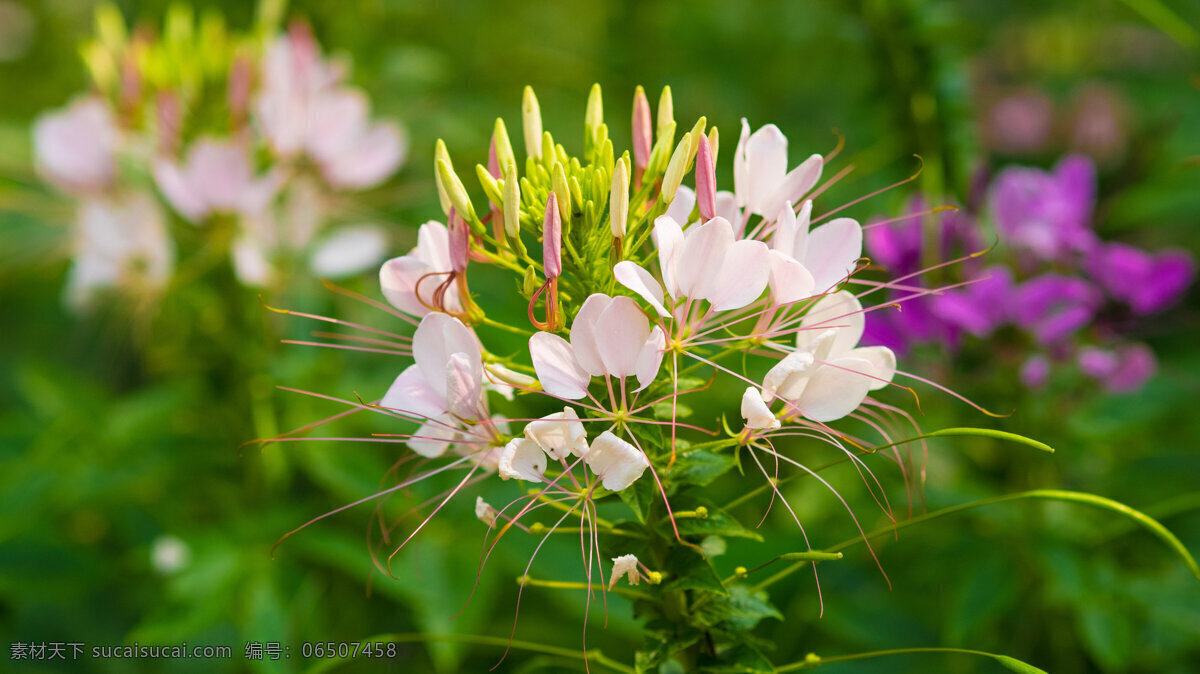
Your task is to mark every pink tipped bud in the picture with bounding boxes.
[632,86,652,171]
[487,137,501,179]
[448,207,469,273]
[696,134,717,220]
[288,20,319,74]
[543,193,562,279]
[228,55,252,124]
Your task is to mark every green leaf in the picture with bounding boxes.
[617,472,658,523]
[663,546,726,595]
[699,643,774,673]
[654,401,693,419]
[694,585,782,631]
[666,505,763,542]
[1078,602,1135,671]
[672,449,738,487]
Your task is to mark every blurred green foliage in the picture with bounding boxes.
[2,0,1198,672]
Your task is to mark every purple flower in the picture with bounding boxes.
[1087,242,1195,315]
[866,197,986,279]
[991,154,1098,261]
[1011,274,1102,345]
[1078,343,1157,393]
[929,266,1015,337]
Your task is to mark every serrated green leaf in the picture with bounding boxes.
[695,585,782,631]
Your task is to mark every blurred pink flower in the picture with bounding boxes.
[33,97,118,195]
[153,138,285,223]
[65,191,174,308]
[984,90,1053,154]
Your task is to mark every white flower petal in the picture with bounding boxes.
[413,313,481,400]
[609,554,640,589]
[676,217,734,300]
[733,118,752,208]
[715,191,743,236]
[799,290,864,356]
[498,438,546,482]
[408,414,459,457]
[475,496,496,525]
[652,216,685,298]
[529,332,591,400]
[744,124,788,216]
[666,184,696,225]
[850,345,896,390]
[525,407,589,460]
[795,357,877,422]
[761,154,822,222]
[767,249,816,305]
[379,255,435,316]
[762,351,816,402]
[445,352,483,419]
[381,364,446,419]
[585,431,650,491]
[310,225,388,278]
[569,293,612,377]
[709,239,770,311]
[596,296,651,378]
[614,261,669,317]
[741,387,780,430]
[803,217,862,292]
[635,326,667,392]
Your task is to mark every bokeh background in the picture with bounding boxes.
[2,0,1199,672]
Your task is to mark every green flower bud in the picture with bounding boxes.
[522,86,542,159]
[493,118,516,176]
[585,83,603,136]
[475,164,503,208]
[610,157,630,238]
[552,162,572,222]
[433,139,453,215]
[503,165,521,238]
[661,132,693,202]
[657,85,674,139]
[708,126,720,165]
[437,158,477,223]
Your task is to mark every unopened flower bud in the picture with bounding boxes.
[551,162,571,222]
[493,118,516,175]
[610,157,630,238]
[434,139,453,215]
[686,116,707,169]
[487,137,501,178]
[661,133,693,202]
[632,86,653,171]
[708,126,719,164]
[503,165,521,237]
[437,157,477,223]
[657,85,674,139]
[695,134,716,220]
[522,86,542,159]
[543,192,562,278]
[448,208,469,273]
[585,83,603,137]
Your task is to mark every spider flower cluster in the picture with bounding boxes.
[32,5,405,307]
[282,84,942,670]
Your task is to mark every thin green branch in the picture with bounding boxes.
[776,647,1046,672]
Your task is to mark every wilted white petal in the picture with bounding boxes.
[804,217,862,293]
[585,431,649,491]
[595,296,652,378]
[570,293,612,377]
[614,261,669,317]
[708,239,770,311]
[762,351,816,402]
[498,437,546,482]
[529,332,591,400]
[795,357,877,422]
[525,407,589,460]
[741,387,780,430]
[475,496,496,525]
[634,326,667,392]
[609,554,640,589]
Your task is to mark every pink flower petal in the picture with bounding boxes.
[529,332,591,399]
[709,239,770,311]
[570,293,612,377]
[804,217,862,292]
[595,296,651,378]
[614,261,669,317]
[635,326,667,391]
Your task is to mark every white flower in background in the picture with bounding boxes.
[256,27,406,190]
[762,291,896,422]
[33,96,118,195]
[153,137,285,223]
[609,554,641,589]
[65,191,174,309]
[529,294,666,400]
[150,535,191,575]
[381,313,484,457]
[308,225,389,278]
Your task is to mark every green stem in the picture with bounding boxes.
[775,647,1046,672]
[517,576,652,601]
[303,632,633,674]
